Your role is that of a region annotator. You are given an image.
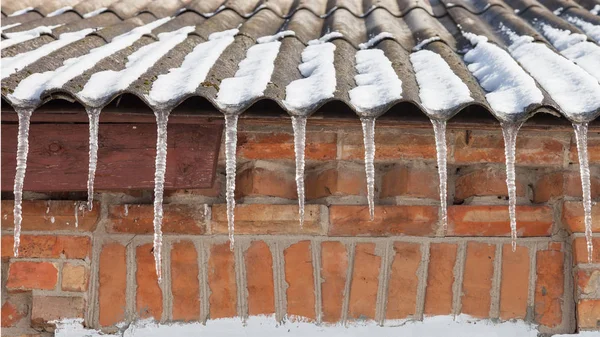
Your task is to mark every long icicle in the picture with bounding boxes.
[501,121,523,252]
[431,119,448,232]
[13,109,33,257]
[86,108,101,210]
[225,114,239,251]
[573,122,594,263]
[361,117,376,221]
[152,109,170,282]
[292,116,307,228]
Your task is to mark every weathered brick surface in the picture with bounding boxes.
[244,241,275,315]
[448,206,553,237]
[171,241,200,321]
[306,164,366,200]
[535,244,564,327]
[212,204,324,235]
[386,242,421,319]
[320,241,348,322]
[348,243,381,320]
[61,263,88,292]
[98,242,126,327]
[136,244,163,319]
[569,132,600,164]
[380,165,439,199]
[562,202,600,233]
[461,242,495,318]
[500,244,530,320]
[1,298,27,327]
[237,131,336,160]
[31,295,85,327]
[108,204,206,234]
[533,171,563,203]
[1,200,99,231]
[573,237,600,263]
[236,165,296,199]
[424,243,457,316]
[7,261,58,291]
[1,235,91,259]
[576,268,600,297]
[340,130,438,160]
[284,241,315,320]
[208,242,237,319]
[329,205,438,236]
[455,167,525,202]
[577,299,600,329]
[564,170,600,199]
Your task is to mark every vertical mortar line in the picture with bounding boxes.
[375,240,393,326]
[85,236,103,328]
[197,239,210,324]
[561,240,576,332]
[415,241,430,320]
[489,243,503,319]
[269,240,283,323]
[452,241,467,316]
[161,239,172,323]
[336,129,343,161]
[311,239,323,324]
[56,258,64,293]
[527,242,538,322]
[340,241,356,325]
[125,238,137,321]
[234,240,249,320]
[277,240,288,323]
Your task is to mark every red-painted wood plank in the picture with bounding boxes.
[1,123,222,191]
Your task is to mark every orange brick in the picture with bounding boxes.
[562,201,600,233]
[7,261,58,291]
[386,242,421,319]
[236,165,296,199]
[329,205,438,236]
[533,172,564,203]
[99,243,126,327]
[576,268,600,297]
[455,167,526,202]
[1,235,91,259]
[1,200,99,232]
[31,295,84,327]
[535,248,564,327]
[461,242,495,318]
[569,131,600,164]
[61,263,89,292]
[237,131,336,161]
[500,244,530,320]
[577,299,600,329]
[1,300,26,327]
[284,241,315,320]
[212,204,324,235]
[380,165,439,199]
[321,241,348,322]
[424,243,457,316]
[348,243,381,320]
[136,244,162,319]
[340,130,437,160]
[171,241,200,321]
[564,170,600,199]
[245,241,275,315]
[107,204,206,234]
[306,164,366,200]
[208,242,237,318]
[448,205,553,237]
[573,237,600,263]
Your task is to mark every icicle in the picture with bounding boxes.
[292,116,307,228]
[501,122,522,252]
[224,114,239,251]
[152,109,170,282]
[361,117,376,220]
[13,109,33,257]
[431,119,448,232]
[573,122,594,263]
[86,108,101,210]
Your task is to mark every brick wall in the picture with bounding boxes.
[1,122,599,336]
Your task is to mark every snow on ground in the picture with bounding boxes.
[1,24,63,49]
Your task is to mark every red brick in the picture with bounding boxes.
[164,174,222,198]
[245,241,275,315]
[535,247,564,327]
[455,167,526,202]
[7,261,58,291]
[61,263,89,292]
[1,301,26,327]
[380,165,439,199]
[107,204,206,234]
[500,244,530,320]
[386,242,421,319]
[136,244,162,319]
[1,235,91,259]
[329,205,438,236]
[98,242,126,327]
[533,172,564,203]
[461,242,495,318]
[306,164,366,200]
[31,295,85,327]
[564,170,600,199]
[320,241,348,322]
[212,204,324,235]
[562,201,600,233]
[348,243,381,320]
[569,131,600,164]
[424,243,457,316]
[208,242,237,318]
[237,131,336,161]
[454,131,565,166]
[576,268,600,297]
[284,241,315,320]
[1,200,99,231]
[448,205,553,237]
[236,165,296,199]
[573,237,600,263]
[340,130,437,160]
[577,299,600,329]
[171,241,200,321]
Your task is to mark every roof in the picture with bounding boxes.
[1,0,600,124]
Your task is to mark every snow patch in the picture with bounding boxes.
[349,49,402,113]
[554,7,564,15]
[358,32,394,50]
[413,36,442,51]
[410,49,473,114]
[256,30,295,43]
[566,16,600,42]
[1,24,62,49]
[0,23,22,32]
[146,28,238,107]
[78,26,194,105]
[462,33,543,115]
[592,5,600,15]
[9,7,34,17]
[47,6,72,17]
[83,7,107,18]
[308,31,343,45]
